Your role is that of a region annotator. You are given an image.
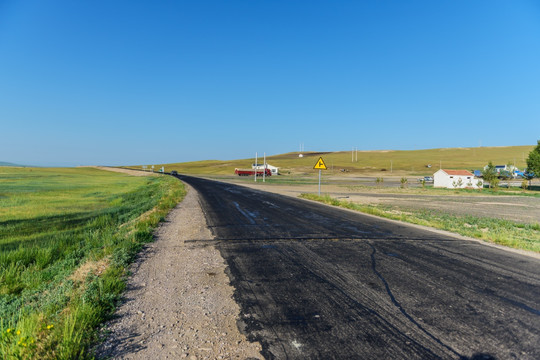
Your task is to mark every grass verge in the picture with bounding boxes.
[299,193,540,253]
[0,168,186,359]
[342,184,540,197]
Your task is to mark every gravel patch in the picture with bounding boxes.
[96,184,262,359]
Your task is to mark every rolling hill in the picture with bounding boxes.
[0,161,23,167]
[131,145,535,177]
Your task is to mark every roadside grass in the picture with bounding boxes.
[201,174,540,197]
[128,145,535,177]
[300,193,540,253]
[341,184,540,197]
[0,167,185,359]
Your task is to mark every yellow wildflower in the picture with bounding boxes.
[6,328,11,333]
[47,324,54,330]
[16,330,21,335]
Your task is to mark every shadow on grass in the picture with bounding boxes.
[0,212,97,239]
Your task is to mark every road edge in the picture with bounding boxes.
[204,176,540,260]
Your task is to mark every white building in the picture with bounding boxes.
[484,164,520,176]
[252,163,279,175]
[484,164,517,172]
[434,169,481,189]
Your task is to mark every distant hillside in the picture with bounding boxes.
[0,161,23,167]
[131,145,536,177]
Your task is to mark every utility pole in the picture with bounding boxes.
[390,160,393,173]
[255,152,258,182]
[263,152,266,182]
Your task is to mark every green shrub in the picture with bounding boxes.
[400,177,408,189]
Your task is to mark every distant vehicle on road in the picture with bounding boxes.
[170,170,178,175]
[419,176,433,182]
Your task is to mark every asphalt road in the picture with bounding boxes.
[178,175,540,360]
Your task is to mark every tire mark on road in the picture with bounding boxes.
[426,242,540,281]
[275,242,445,359]
[233,201,257,225]
[227,255,290,359]
[368,242,463,358]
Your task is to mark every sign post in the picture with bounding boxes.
[313,157,328,196]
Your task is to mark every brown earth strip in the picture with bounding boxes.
[95,180,262,359]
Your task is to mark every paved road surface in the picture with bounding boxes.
[178,175,540,360]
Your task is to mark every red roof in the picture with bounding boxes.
[443,169,473,176]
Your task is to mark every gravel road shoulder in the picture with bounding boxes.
[95,183,263,359]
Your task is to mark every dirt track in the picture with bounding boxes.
[93,166,161,177]
[95,169,262,359]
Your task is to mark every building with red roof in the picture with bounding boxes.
[434,169,482,189]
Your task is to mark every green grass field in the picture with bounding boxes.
[0,167,185,359]
[135,145,535,176]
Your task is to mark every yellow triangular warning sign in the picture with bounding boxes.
[313,157,327,170]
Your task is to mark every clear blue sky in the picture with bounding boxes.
[1,0,539,166]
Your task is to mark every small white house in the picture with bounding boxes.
[434,169,481,189]
[484,164,517,172]
[484,164,520,176]
[252,163,279,175]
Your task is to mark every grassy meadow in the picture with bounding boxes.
[300,194,540,253]
[138,145,535,177]
[0,167,185,359]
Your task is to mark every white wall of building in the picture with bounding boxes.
[434,170,482,189]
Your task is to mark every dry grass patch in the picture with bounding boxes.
[69,259,110,283]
